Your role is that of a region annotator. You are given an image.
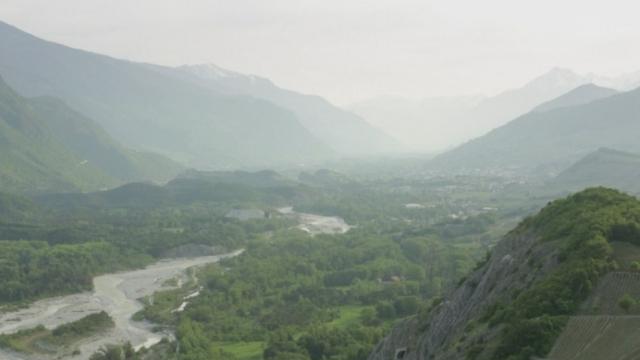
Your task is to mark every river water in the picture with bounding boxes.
[0,210,349,359]
[0,250,243,360]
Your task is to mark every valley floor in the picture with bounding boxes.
[0,251,242,360]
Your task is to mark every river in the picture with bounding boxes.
[0,210,349,359]
[0,250,243,360]
[278,207,351,235]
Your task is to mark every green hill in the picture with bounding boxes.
[546,148,640,195]
[36,170,305,210]
[368,188,640,360]
[0,76,181,193]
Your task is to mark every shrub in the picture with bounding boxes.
[618,293,636,312]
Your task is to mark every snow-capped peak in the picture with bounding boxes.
[178,63,242,80]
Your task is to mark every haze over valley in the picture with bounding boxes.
[1,2,640,360]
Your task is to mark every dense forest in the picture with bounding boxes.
[0,178,297,304]
[0,170,523,360]
[139,227,476,360]
[0,171,521,306]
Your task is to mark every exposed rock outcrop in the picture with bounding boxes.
[368,230,560,360]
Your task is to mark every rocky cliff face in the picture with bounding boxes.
[369,230,560,360]
[369,188,640,360]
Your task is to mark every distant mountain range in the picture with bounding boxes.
[3,18,639,186]
[431,85,640,173]
[533,84,618,113]
[350,68,640,152]
[172,64,399,156]
[0,76,181,193]
[0,21,398,169]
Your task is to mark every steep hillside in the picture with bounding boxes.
[174,64,400,155]
[0,21,333,168]
[368,188,640,360]
[546,148,640,195]
[0,77,114,193]
[432,87,640,172]
[0,76,181,193]
[27,96,183,183]
[533,84,618,113]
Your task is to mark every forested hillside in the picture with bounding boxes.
[368,188,640,360]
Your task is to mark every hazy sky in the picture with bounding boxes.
[2,0,640,104]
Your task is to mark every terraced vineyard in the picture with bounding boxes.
[547,315,640,360]
[547,255,640,360]
[580,272,640,315]
[547,269,640,360]
[612,242,640,269]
